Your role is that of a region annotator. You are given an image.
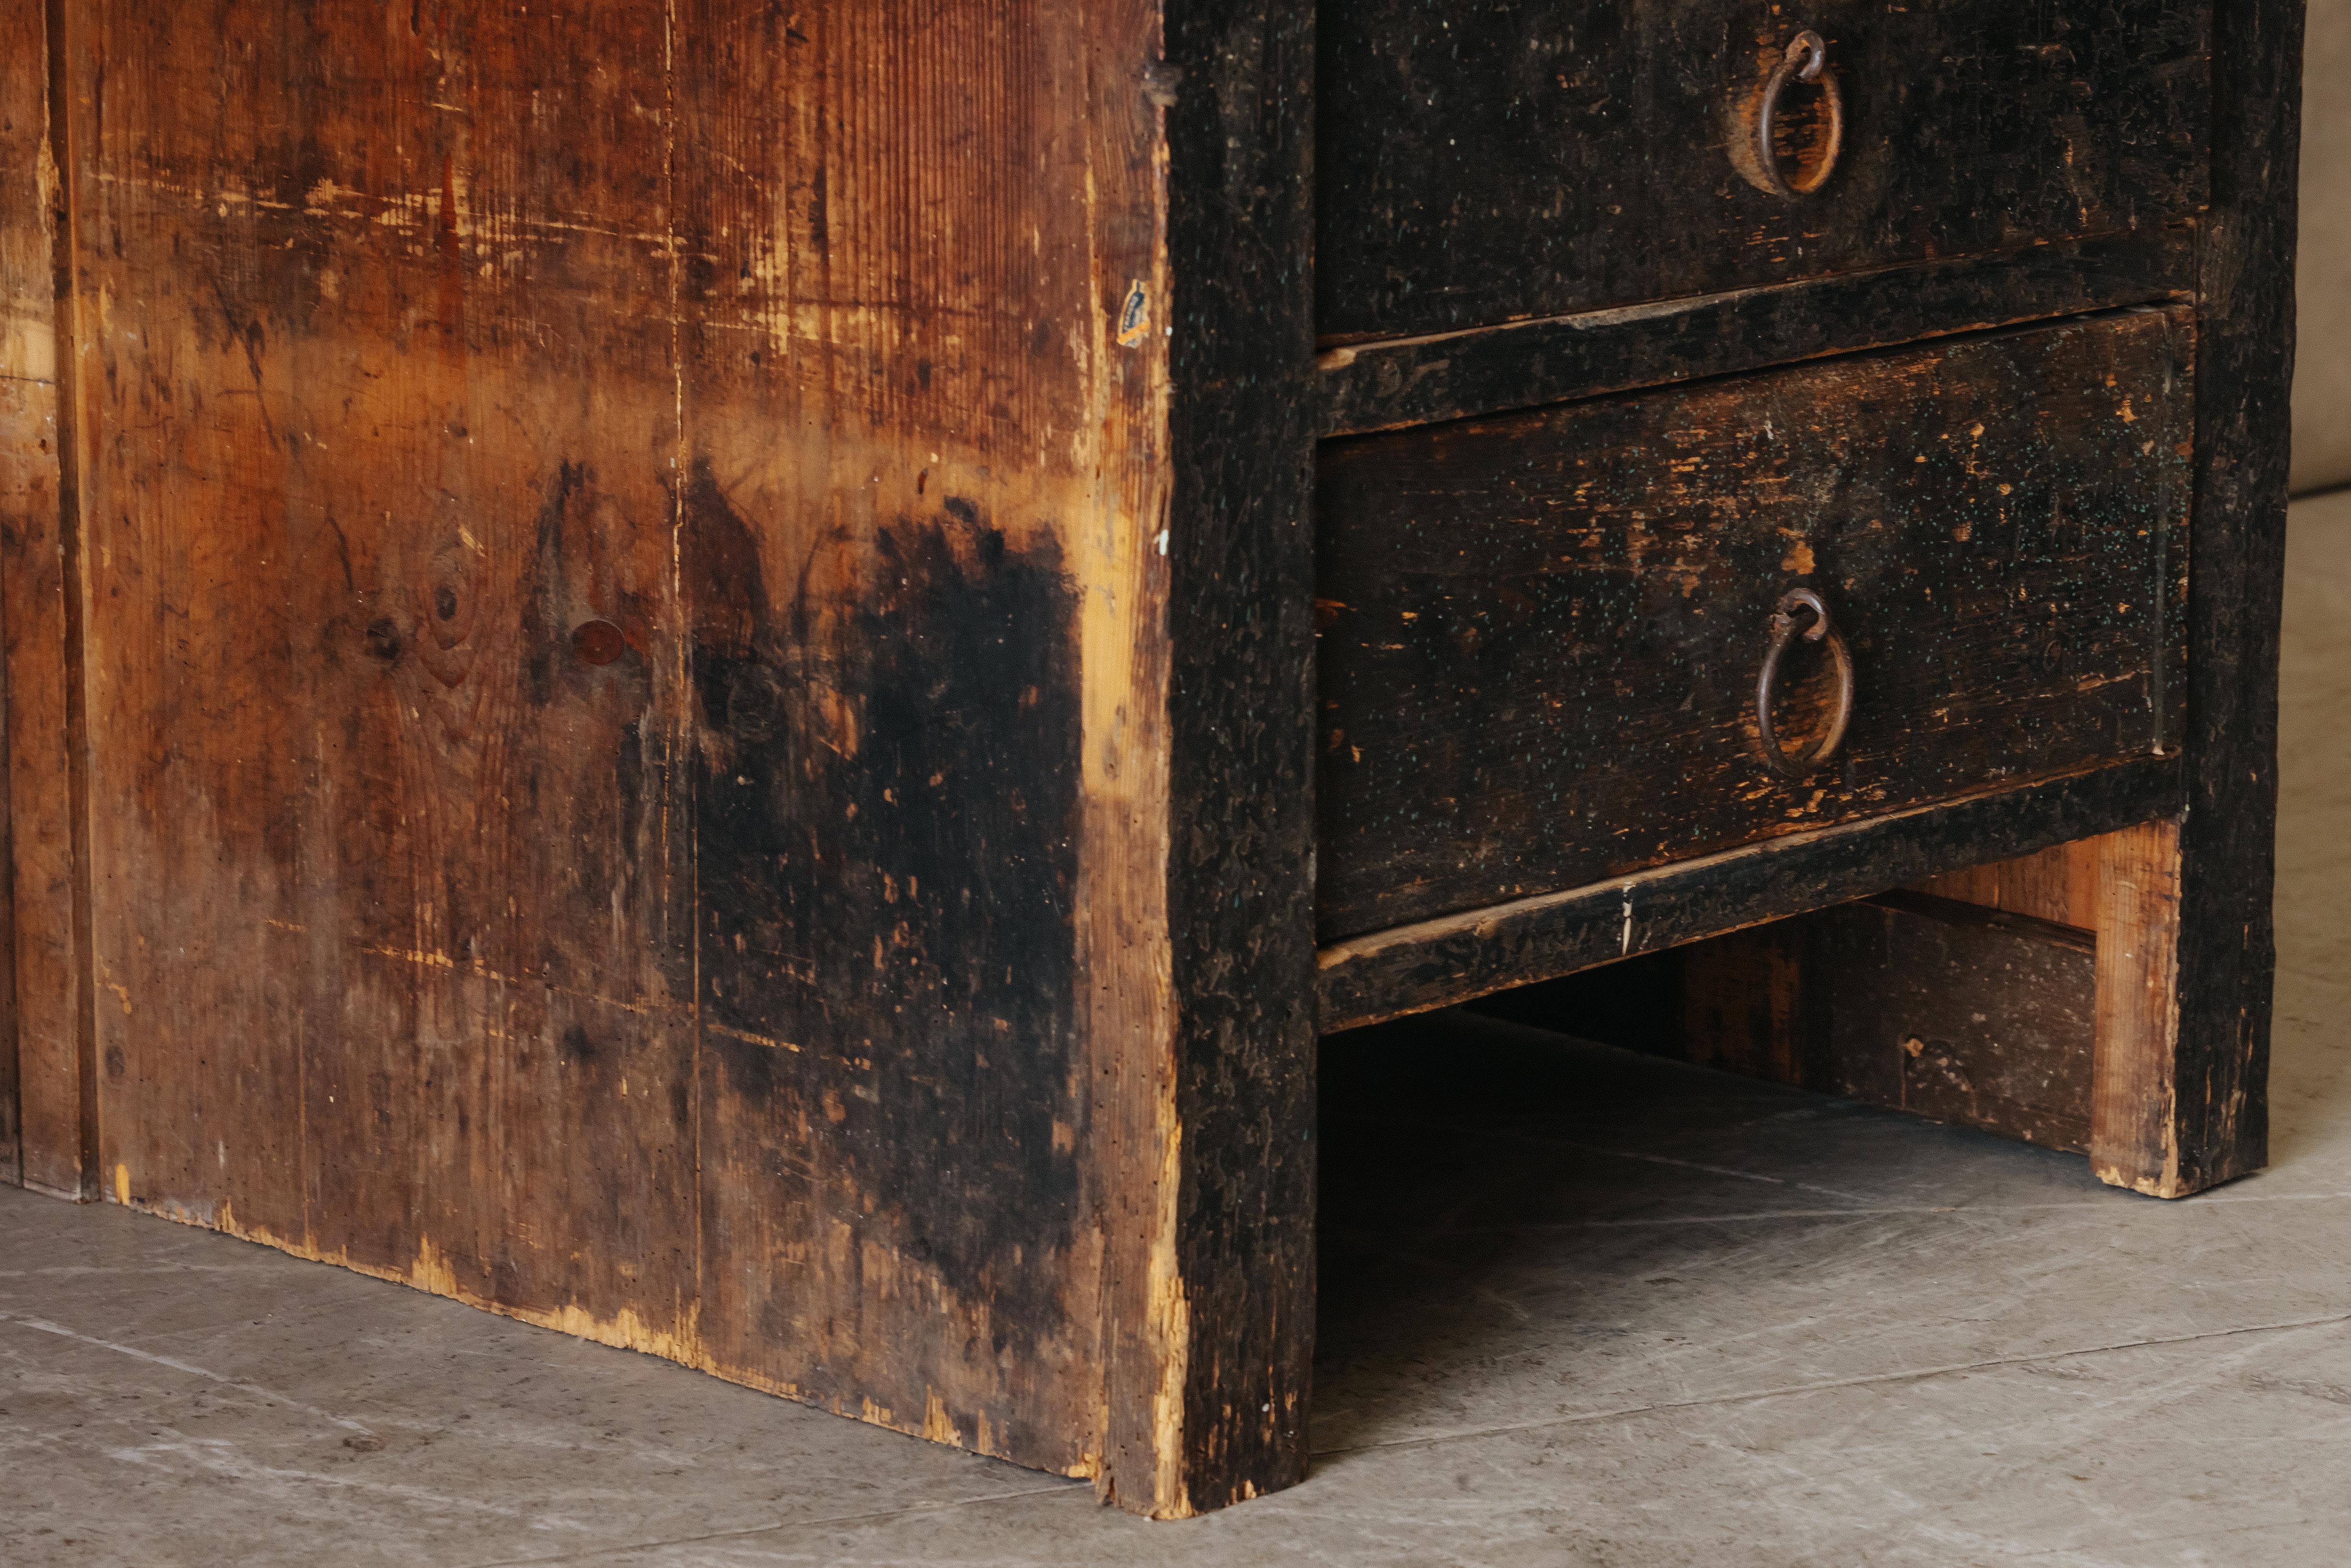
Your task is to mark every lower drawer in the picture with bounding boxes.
[1315,308,2192,944]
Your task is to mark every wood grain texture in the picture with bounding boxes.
[1317,753,2180,1032]
[50,0,1270,1512]
[0,0,85,1197]
[1156,0,1319,1513]
[2148,0,2304,1196]
[2086,820,2188,1193]
[1317,0,2209,340]
[1913,821,2200,1191]
[676,0,1108,1482]
[1317,230,2195,438]
[1915,837,2107,930]
[71,0,701,1350]
[1318,310,2194,943]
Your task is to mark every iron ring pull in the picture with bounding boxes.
[1755,29,1842,198]
[1754,587,1855,778]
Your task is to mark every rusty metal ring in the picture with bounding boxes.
[1754,587,1854,778]
[1755,29,1842,199]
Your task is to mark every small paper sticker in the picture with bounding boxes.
[1116,280,1150,346]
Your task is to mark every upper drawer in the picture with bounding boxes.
[1317,2,2209,341]
[1315,308,2192,943]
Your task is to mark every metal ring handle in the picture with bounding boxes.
[1754,29,1842,199]
[1754,588,1854,778]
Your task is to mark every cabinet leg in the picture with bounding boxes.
[2086,818,2268,1198]
[2087,821,2192,1195]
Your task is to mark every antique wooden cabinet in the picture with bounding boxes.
[0,0,2302,1520]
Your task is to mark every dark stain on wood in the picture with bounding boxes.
[687,471,1088,1366]
[2153,0,2302,1196]
[1318,0,2209,340]
[1157,0,1323,1512]
[1317,309,2194,943]
[1,0,2293,1520]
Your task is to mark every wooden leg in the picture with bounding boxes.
[1487,818,2262,1199]
[1919,819,2260,1198]
[2088,821,2191,1196]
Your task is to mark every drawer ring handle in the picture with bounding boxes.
[1755,29,1842,198]
[1754,588,1854,778]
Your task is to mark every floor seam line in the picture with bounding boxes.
[448,1479,1090,1568]
[1310,1310,2351,1459]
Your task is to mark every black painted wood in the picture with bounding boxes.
[2156,0,2303,1195]
[1317,310,2194,942]
[1160,0,1320,1513]
[1317,754,2182,1032]
[1317,0,2210,340]
[1318,230,2194,438]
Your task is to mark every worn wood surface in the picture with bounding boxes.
[1318,230,2194,438]
[1318,310,2194,943]
[1316,0,2209,341]
[2150,0,2303,1195]
[1830,894,2096,1151]
[1478,891,2098,1152]
[1915,824,2197,1191]
[0,0,84,1198]
[44,0,1275,1513]
[1157,0,1320,1513]
[1916,838,2105,930]
[2084,820,2189,1193]
[1317,754,2179,1032]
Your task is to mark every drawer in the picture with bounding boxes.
[1315,308,2192,943]
[1317,2,2209,341]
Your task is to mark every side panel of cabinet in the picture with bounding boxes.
[53,0,1221,1506]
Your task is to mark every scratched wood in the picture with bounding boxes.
[1317,0,2210,340]
[18,0,2289,1519]
[1317,309,2195,943]
[68,0,699,1337]
[47,0,1291,1515]
[0,0,83,1196]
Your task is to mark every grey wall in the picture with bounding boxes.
[2297,0,2351,494]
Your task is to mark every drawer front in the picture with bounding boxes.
[1315,309,2192,943]
[1317,2,2208,341]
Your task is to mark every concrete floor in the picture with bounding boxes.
[8,492,2351,1567]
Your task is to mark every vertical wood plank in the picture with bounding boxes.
[669,0,1177,1488]
[69,0,701,1341]
[2088,820,2188,1193]
[2157,0,2303,1193]
[0,0,88,1197]
[0,0,45,1187]
[1158,0,1319,1513]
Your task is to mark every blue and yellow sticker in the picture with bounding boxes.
[1116,280,1151,346]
